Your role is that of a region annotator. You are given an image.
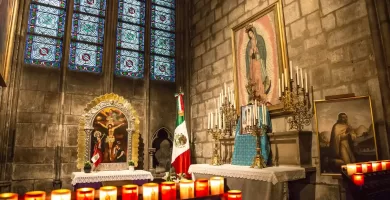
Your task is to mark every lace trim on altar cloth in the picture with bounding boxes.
[188,164,305,185]
[71,170,154,185]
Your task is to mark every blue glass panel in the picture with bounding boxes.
[151,5,175,31]
[24,35,63,68]
[32,0,66,8]
[71,13,105,44]
[151,55,175,81]
[152,0,175,8]
[69,42,103,72]
[74,0,106,16]
[118,0,145,25]
[27,4,66,37]
[117,22,144,51]
[115,50,144,78]
[151,29,174,56]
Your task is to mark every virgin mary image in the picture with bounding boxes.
[245,24,270,96]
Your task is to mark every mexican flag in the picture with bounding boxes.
[171,92,191,176]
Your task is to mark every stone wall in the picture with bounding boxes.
[190,0,389,199]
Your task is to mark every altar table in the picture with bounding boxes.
[71,170,153,190]
[189,164,306,200]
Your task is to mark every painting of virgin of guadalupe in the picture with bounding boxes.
[232,2,288,111]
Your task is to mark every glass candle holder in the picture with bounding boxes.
[180,180,194,199]
[100,186,117,200]
[372,161,382,172]
[362,162,372,173]
[352,173,365,186]
[76,188,95,200]
[227,190,242,200]
[346,164,357,176]
[142,183,158,200]
[51,189,71,200]
[0,193,18,200]
[161,182,176,200]
[210,177,224,195]
[24,191,46,200]
[381,160,390,170]
[122,185,138,200]
[195,179,209,197]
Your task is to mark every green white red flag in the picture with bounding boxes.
[171,91,191,175]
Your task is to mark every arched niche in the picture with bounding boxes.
[77,93,140,171]
[151,127,173,173]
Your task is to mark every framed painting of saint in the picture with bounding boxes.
[314,96,378,175]
[232,1,288,114]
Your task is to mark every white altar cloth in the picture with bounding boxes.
[188,164,305,185]
[71,170,153,185]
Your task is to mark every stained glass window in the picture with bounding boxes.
[115,0,146,78]
[151,5,175,31]
[150,0,175,82]
[74,0,106,16]
[152,0,175,8]
[69,0,106,73]
[24,0,67,68]
[151,29,175,56]
[151,55,175,81]
[118,0,146,25]
[117,22,145,51]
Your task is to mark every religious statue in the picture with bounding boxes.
[329,113,357,165]
[155,140,172,174]
[245,24,270,96]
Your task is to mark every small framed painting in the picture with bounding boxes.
[314,96,379,175]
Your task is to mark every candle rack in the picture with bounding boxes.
[279,79,313,131]
[244,120,267,169]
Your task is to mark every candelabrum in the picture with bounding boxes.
[221,96,238,137]
[280,79,313,131]
[244,121,267,169]
[207,125,223,166]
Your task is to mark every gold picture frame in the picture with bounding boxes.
[314,96,379,175]
[0,0,19,86]
[232,1,289,115]
[77,93,141,171]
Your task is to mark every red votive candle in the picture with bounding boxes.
[76,188,95,200]
[372,161,382,172]
[122,185,138,200]
[355,164,362,173]
[381,160,390,170]
[227,190,242,200]
[362,163,372,173]
[24,191,46,200]
[0,193,18,200]
[195,179,209,197]
[161,182,176,200]
[352,173,365,186]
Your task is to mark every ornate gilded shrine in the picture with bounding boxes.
[77,93,141,171]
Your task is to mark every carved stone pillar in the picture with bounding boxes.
[148,148,156,174]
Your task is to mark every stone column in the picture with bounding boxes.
[148,148,156,174]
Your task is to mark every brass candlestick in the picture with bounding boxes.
[207,125,223,166]
[221,96,238,137]
[280,79,313,131]
[245,120,267,169]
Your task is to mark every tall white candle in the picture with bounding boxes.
[264,106,267,125]
[262,105,265,124]
[231,91,233,104]
[300,68,303,88]
[296,67,299,85]
[278,78,281,97]
[208,113,210,129]
[305,72,308,93]
[289,61,293,79]
[215,109,217,127]
[282,73,285,92]
[224,83,227,97]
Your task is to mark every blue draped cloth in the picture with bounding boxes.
[232,106,272,166]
